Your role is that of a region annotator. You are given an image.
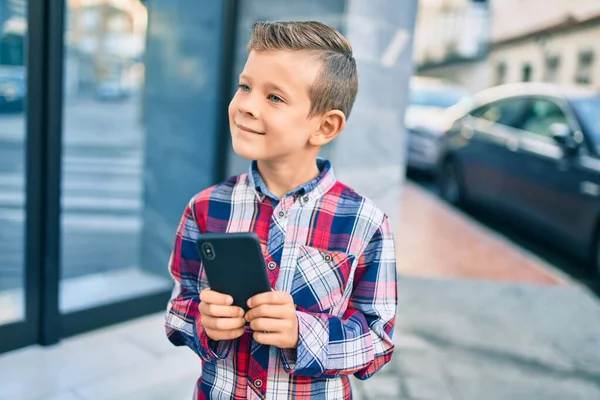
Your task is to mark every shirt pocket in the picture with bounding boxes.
[291,246,355,314]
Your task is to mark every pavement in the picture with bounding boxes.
[350,183,600,400]
[353,277,600,400]
[1,150,600,399]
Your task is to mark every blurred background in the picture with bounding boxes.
[0,0,599,399]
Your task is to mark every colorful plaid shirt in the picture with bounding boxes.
[165,159,397,399]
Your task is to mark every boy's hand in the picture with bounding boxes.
[199,289,246,341]
[245,291,298,349]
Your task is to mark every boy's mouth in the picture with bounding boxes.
[236,123,265,135]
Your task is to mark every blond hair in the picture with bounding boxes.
[248,21,358,119]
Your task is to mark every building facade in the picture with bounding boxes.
[488,0,600,91]
[413,0,490,93]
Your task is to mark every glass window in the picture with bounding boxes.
[520,99,569,138]
[471,98,530,130]
[571,96,600,146]
[522,63,532,82]
[60,0,171,313]
[0,1,27,325]
[544,55,560,83]
[575,51,594,85]
[470,103,501,122]
[495,62,506,86]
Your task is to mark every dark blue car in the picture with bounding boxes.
[438,83,600,276]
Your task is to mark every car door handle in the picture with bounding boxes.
[506,138,519,152]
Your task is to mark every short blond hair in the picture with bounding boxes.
[248,21,358,119]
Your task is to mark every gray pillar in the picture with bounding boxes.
[227,0,417,227]
[336,0,418,226]
[140,1,227,276]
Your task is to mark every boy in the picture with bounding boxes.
[165,21,397,399]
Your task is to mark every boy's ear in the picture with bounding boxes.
[309,110,346,147]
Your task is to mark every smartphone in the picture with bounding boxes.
[196,232,272,312]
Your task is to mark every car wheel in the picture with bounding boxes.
[439,159,465,206]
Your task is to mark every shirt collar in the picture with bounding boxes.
[248,158,336,202]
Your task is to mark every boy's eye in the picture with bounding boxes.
[267,94,283,103]
[239,84,250,92]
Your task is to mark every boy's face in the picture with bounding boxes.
[229,50,322,163]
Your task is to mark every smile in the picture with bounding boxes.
[236,124,265,135]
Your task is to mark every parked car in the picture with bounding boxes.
[0,66,26,112]
[404,77,468,173]
[438,82,600,275]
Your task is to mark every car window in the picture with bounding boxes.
[470,98,530,129]
[470,104,499,121]
[520,99,569,138]
[571,96,600,147]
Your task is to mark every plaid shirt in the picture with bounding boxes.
[165,159,397,399]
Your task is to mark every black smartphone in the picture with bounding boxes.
[196,232,272,312]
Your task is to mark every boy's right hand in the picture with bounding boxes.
[199,289,246,341]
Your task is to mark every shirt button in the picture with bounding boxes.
[267,261,277,270]
[303,195,310,202]
[324,254,332,262]
[278,210,285,218]
[254,379,263,388]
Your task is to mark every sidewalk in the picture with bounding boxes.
[1,183,599,399]
[353,277,600,400]
[353,183,600,399]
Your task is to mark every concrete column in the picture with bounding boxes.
[336,0,418,226]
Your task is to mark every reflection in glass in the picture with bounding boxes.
[60,0,170,313]
[0,0,27,325]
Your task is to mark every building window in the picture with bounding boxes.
[575,51,594,85]
[522,63,532,82]
[495,62,506,86]
[544,55,560,83]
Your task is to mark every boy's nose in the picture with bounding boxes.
[237,97,259,119]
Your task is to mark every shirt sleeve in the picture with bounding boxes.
[280,216,397,379]
[164,197,234,362]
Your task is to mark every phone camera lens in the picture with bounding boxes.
[202,243,215,260]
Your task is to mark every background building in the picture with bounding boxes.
[488,0,600,90]
[413,0,490,92]
[413,0,600,92]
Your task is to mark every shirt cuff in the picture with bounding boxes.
[281,311,329,376]
[194,316,232,361]
[280,347,298,371]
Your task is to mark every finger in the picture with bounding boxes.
[249,318,290,333]
[200,303,244,318]
[245,304,291,322]
[200,289,234,306]
[248,291,292,308]
[207,327,245,341]
[201,316,246,331]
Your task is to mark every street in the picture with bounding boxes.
[0,99,144,291]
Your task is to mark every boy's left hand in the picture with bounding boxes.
[246,291,298,349]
